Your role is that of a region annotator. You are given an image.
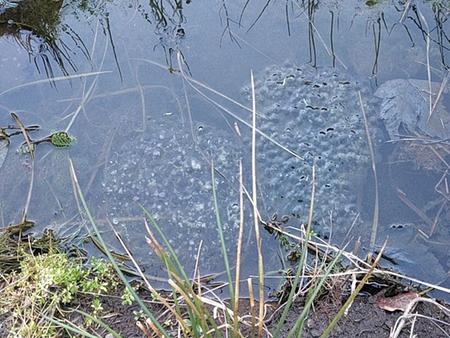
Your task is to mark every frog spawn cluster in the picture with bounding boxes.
[102,115,243,272]
[102,63,379,272]
[242,64,378,236]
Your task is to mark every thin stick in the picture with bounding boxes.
[192,239,203,290]
[273,164,316,338]
[136,55,304,161]
[430,199,447,236]
[68,159,168,336]
[250,70,264,338]
[11,113,35,223]
[65,37,109,133]
[429,71,449,120]
[399,0,411,23]
[390,297,450,338]
[293,1,347,69]
[397,188,434,228]
[112,220,189,334]
[359,92,379,253]
[0,71,111,97]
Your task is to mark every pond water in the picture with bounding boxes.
[0,0,449,297]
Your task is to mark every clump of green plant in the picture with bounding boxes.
[0,247,120,337]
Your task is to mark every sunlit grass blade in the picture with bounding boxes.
[250,70,265,338]
[142,209,212,337]
[133,55,304,161]
[0,71,112,97]
[359,92,379,254]
[233,160,245,335]
[110,222,190,334]
[143,214,222,337]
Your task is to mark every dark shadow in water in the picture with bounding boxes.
[140,0,189,70]
[0,0,190,80]
[407,2,450,69]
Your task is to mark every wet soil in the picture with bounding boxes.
[68,285,450,338]
[273,294,450,338]
[68,285,166,338]
[1,277,449,337]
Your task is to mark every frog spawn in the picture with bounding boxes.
[102,64,379,274]
[102,114,244,272]
[242,64,378,236]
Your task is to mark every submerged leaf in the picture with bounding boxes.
[375,79,450,140]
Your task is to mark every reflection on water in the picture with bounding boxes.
[0,0,449,294]
[0,0,87,77]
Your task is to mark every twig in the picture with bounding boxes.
[397,188,434,228]
[359,92,379,254]
[11,113,35,224]
[390,297,450,338]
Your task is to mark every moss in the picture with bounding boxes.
[0,232,122,337]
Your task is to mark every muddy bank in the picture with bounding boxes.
[68,283,450,337]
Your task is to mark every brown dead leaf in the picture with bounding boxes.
[376,291,419,312]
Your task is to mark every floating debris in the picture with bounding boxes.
[375,78,450,140]
[376,79,450,171]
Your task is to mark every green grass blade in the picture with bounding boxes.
[272,229,310,337]
[68,159,169,337]
[73,309,123,338]
[142,208,220,337]
[320,241,387,338]
[287,249,344,338]
[140,206,189,281]
[211,161,235,303]
[43,315,101,338]
[274,164,316,337]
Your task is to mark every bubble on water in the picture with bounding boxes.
[191,158,201,170]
